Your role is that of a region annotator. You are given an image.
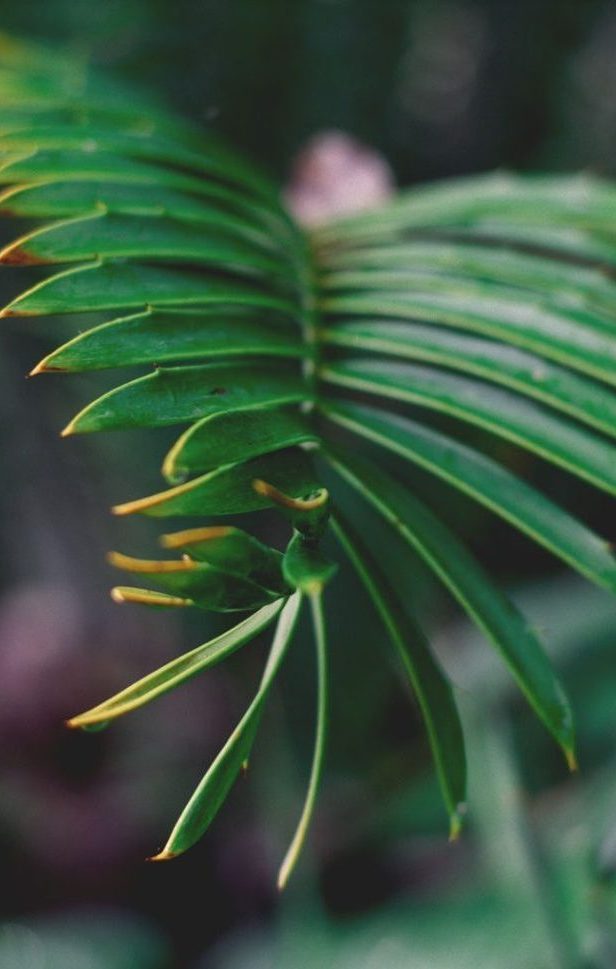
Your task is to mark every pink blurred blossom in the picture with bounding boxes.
[285,130,394,226]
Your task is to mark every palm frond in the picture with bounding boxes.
[4,35,616,880]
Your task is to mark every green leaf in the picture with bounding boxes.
[332,513,466,838]
[113,447,324,518]
[34,307,304,374]
[108,551,280,612]
[321,320,616,440]
[0,43,176,118]
[0,105,208,146]
[0,169,289,240]
[315,172,616,243]
[63,361,308,435]
[1,211,288,277]
[321,400,616,593]
[322,239,616,306]
[438,222,616,265]
[0,261,300,317]
[67,598,284,729]
[151,591,302,860]
[324,448,575,762]
[163,407,317,483]
[160,525,288,594]
[0,125,279,201]
[277,592,328,888]
[0,147,244,198]
[282,532,338,594]
[321,290,616,386]
[0,179,269,231]
[322,358,616,495]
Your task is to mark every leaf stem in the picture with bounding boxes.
[277,591,328,889]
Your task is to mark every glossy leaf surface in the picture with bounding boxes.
[152,592,302,860]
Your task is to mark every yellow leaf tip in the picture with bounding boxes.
[252,479,329,512]
[0,244,48,266]
[30,359,66,376]
[108,551,197,573]
[449,803,467,842]
[276,853,297,892]
[160,525,232,548]
[147,849,177,863]
[566,748,578,772]
[449,816,462,843]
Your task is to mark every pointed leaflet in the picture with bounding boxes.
[320,290,616,387]
[110,587,194,609]
[321,400,616,594]
[107,551,280,612]
[0,187,273,248]
[322,358,616,496]
[0,149,273,211]
[62,361,308,435]
[1,262,299,317]
[321,239,616,307]
[163,408,317,483]
[34,307,304,373]
[277,592,328,888]
[160,526,288,595]
[152,592,302,861]
[444,222,616,264]
[0,125,279,202]
[0,106,214,149]
[67,598,284,729]
[314,172,616,242]
[321,220,616,268]
[0,168,288,237]
[113,448,324,518]
[1,211,288,277]
[323,449,575,763]
[332,513,466,838]
[0,180,271,232]
[0,131,293,239]
[321,320,616,441]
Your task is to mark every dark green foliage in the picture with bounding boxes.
[4,33,616,882]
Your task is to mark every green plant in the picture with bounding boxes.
[3,33,616,886]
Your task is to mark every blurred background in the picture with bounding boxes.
[1,1,616,966]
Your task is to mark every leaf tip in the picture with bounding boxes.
[0,305,20,318]
[448,810,464,842]
[112,488,170,516]
[112,497,145,516]
[30,357,66,376]
[64,713,108,732]
[0,244,47,266]
[147,848,177,863]
[565,747,578,773]
[29,359,46,377]
[252,479,329,512]
[276,866,290,892]
[159,525,232,549]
